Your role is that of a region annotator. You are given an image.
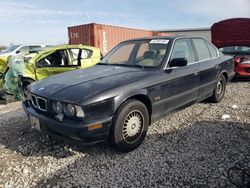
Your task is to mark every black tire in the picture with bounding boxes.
[109,99,149,152]
[209,75,226,103]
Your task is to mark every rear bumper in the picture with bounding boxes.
[22,101,113,146]
[235,64,250,77]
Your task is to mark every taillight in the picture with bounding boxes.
[234,57,241,64]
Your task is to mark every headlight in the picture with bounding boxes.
[64,104,76,117]
[64,104,85,118]
[52,101,63,114]
[52,101,85,118]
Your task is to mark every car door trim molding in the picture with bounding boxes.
[152,86,199,106]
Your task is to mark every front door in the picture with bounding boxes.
[164,38,200,112]
[35,50,79,80]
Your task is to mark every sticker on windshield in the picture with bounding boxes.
[149,39,169,44]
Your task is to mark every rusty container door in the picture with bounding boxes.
[68,24,95,46]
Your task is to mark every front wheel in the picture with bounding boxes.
[109,99,149,152]
[209,75,226,103]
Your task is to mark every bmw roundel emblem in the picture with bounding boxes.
[39,87,44,91]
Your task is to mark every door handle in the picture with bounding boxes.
[193,72,199,76]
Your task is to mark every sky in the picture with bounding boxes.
[0,0,249,46]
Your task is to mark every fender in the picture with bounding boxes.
[218,70,229,82]
[114,88,151,112]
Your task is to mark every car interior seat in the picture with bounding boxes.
[143,51,156,59]
[137,51,161,67]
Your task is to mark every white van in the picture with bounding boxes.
[0,44,52,57]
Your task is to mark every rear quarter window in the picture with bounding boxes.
[69,49,92,59]
[206,42,218,58]
[192,39,211,61]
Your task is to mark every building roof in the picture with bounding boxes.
[157,28,210,32]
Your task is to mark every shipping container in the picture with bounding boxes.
[68,23,154,55]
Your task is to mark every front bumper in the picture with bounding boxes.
[22,101,113,146]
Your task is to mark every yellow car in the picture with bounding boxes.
[2,45,101,99]
[0,55,9,77]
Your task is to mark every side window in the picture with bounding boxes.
[17,46,29,54]
[206,42,218,58]
[69,49,80,62]
[105,44,134,64]
[37,50,69,68]
[29,46,42,50]
[81,49,92,59]
[29,46,42,53]
[68,48,93,65]
[170,39,195,64]
[193,39,211,60]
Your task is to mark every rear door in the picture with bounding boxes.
[164,38,200,112]
[192,38,220,100]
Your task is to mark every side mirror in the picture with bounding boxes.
[169,58,188,67]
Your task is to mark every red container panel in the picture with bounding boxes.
[68,23,153,55]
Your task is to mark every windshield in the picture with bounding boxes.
[219,46,250,55]
[101,39,169,68]
[1,45,20,53]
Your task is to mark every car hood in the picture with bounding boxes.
[32,65,154,104]
[211,18,250,48]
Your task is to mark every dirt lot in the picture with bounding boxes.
[0,81,249,188]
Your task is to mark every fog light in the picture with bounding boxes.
[53,101,63,114]
[64,104,76,117]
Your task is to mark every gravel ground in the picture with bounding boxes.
[0,81,249,188]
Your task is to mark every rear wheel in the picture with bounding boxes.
[209,75,226,103]
[109,99,149,152]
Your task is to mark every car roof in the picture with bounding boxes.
[48,44,100,51]
[28,44,100,61]
[122,35,206,42]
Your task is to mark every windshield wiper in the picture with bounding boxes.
[107,64,147,68]
[98,62,109,65]
[98,62,129,66]
[98,63,153,69]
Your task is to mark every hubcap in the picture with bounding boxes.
[217,79,224,96]
[122,110,144,143]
